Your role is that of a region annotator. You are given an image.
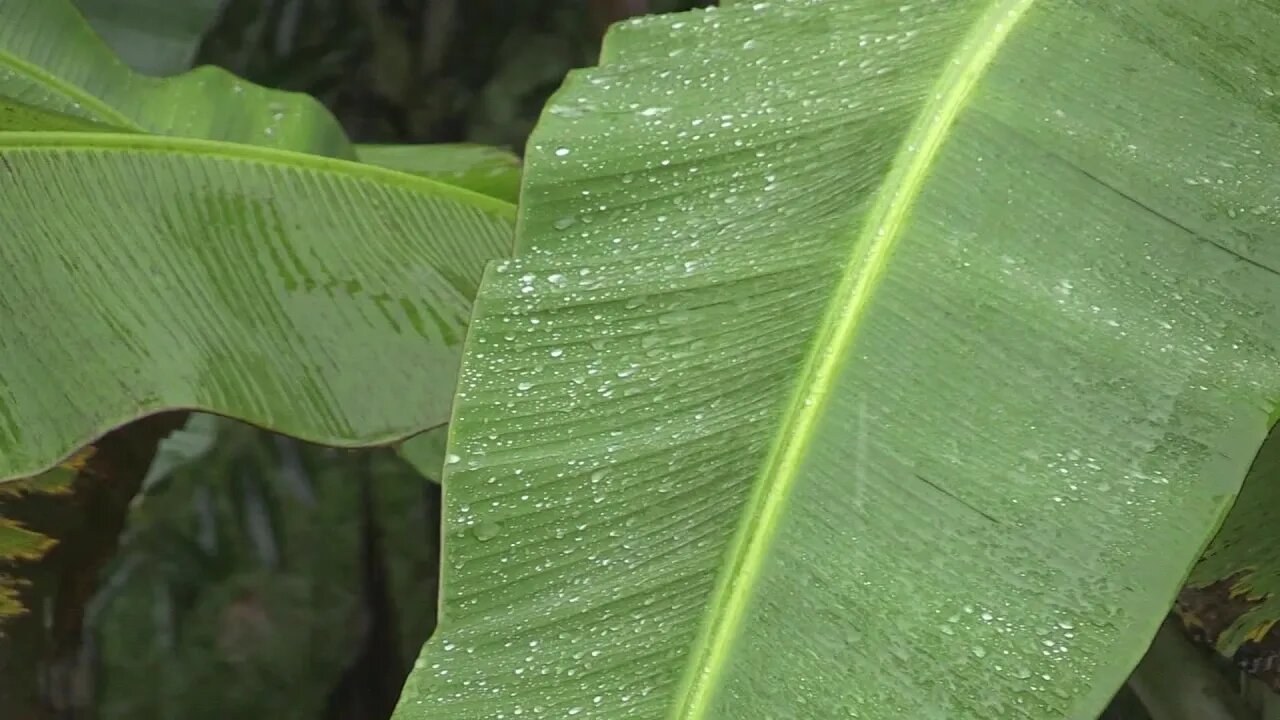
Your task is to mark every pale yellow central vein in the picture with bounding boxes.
[0,54,138,130]
[671,1,1036,717]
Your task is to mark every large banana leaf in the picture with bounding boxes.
[0,0,351,156]
[0,131,513,481]
[398,1,1280,718]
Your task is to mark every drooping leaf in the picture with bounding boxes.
[74,0,229,76]
[0,131,513,482]
[1176,424,1280,691]
[0,0,352,157]
[398,1,1280,718]
[358,144,522,205]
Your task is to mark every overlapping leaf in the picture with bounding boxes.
[398,1,1280,718]
[75,0,228,76]
[0,132,513,481]
[1176,424,1280,691]
[0,0,351,156]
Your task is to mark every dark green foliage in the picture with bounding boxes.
[88,416,439,720]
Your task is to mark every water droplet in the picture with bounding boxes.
[445,454,461,465]
[473,519,500,542]
[555,147,571,157]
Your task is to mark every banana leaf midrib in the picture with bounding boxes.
[669,0,1036,715]
[0,131,519,222]
[0,51,136,128]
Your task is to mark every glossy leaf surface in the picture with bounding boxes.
[0,132,513,481]
[398,1,1280,718]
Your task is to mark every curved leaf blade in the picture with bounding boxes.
[0,0,352,157]
[399,1,1280,718]
[0,132,513,482]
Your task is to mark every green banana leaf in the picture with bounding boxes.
[358,144,523,205]
[397,1,1280,718]
[75,0,228,76]
[0,0,352,157]
[1176,422,1280,691]
[0,97,122,132]
[0,131,513,482]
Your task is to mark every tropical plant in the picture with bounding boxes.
[1,0,1278,719]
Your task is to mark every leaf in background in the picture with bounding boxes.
[0,131,513,482]
[0,452,86,621]
[86,415,436,720]
[0,413,187,716]
[398,1,1280,718]
[397,428,450,484]
[358,144,523,205]
[74,0,230,77]
[1176,424,1280,691]
[367,446,443,674]
[0,0,353,157]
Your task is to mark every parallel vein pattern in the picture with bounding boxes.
[400,0,1280,718]
[0,132,513,481]
[675,1,1036,715]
